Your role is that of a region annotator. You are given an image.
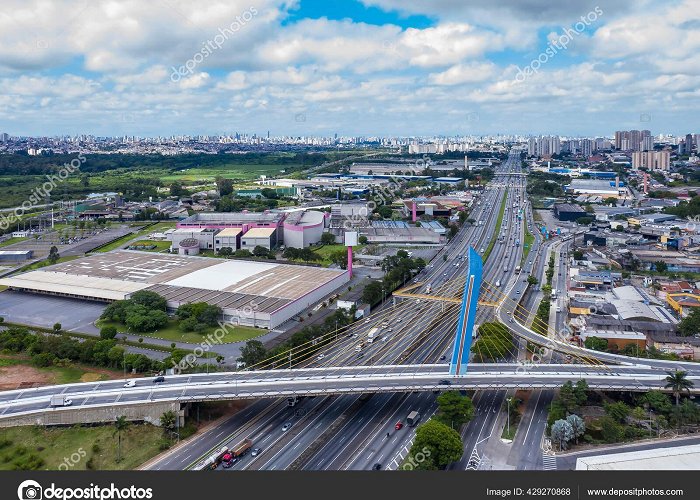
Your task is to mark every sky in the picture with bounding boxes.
[0,0,698,138]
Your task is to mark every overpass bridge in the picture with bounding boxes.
[0,248,697,427]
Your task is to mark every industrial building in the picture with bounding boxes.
[178,212,285,231]
[282,210,326,248]
[553,203,587,222]
[240,227,278,251]
[169,228,217,251]
[0,251,350,329]
[214,228,242,252]
[359,226,442,244]
[565,179,627,198]
[0,250,33,262]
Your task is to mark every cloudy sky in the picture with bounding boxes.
[0,0,698,137]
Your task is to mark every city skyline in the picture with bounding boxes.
[0,0,698,137]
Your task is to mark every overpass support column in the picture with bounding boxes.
[449,247,483,375]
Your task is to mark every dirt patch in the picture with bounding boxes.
[0,364,54,390]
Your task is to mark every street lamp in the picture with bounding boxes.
[506,396,512,437]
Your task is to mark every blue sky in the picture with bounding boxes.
[0,0,697,137]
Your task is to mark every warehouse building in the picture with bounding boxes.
[177,212,285,231]
[169,228,217,251]
[553,203,587,222]
[0,251,349,329]
[0,250,33,262]
[241,227,277,250]
[282,210,326,248]
[214,228,242,252]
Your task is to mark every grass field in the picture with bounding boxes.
[521,215,535,266]
[159,165,292,182]
[0,354,120,385]
[128,240,171,252]
[97,319,262,345]
[309,244,365,266]
[0,423,178,470]
[0,237,27,248]
[18,255,81,272]
[94,222,176,253]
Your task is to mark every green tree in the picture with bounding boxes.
[160,410,177,434]
[130,290,167,311]
[253,245,271,257]
[566,414,585,444]
[358,235,368,244]
[48,245,60,265]
[238,340,267,367]
[410,419,463,469]
[642,390,673,415]
[100,326,118,340]
[114,416,130,462]
[605,401,631,423]
[584,336,608,351]
[599,415,624,443]
[604,197,618,206]
[435,391,474,428]
[362,280,383,305]
[665,370,694,406]
[320,232,336,245]
[551,419,574,450]
[654,261,668,273]
[527,275,539,285]
[678,308,700,337]
[573,250,584,260]
[52,323,62,333]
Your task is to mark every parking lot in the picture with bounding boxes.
[0,291,104,334]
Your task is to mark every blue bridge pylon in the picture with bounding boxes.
[449,247,483,375]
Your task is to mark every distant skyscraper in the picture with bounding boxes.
[0,132,8,143]
[686,134,694,153]
[632,150,670,171]
[641,135,654,152]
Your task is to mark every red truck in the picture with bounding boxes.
[222,438,253,468]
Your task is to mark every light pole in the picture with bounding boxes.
[506,397,512,437]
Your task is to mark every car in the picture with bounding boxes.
[352,333,359,338]
[396,317,402,322]
[282,423,292,432]
[317,354,325,360]
[395,421,404,430]
[123,380,136,388]
[373,463,382,470]
[438,379,451,385]
[153,376,165,383]
[251,448,262,457]
[509,318,514,323]
[439,355,447,361]
[63,398,73,406]
[443,272,448,276]
[516,289,521,294]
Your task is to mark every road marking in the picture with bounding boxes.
[542,454,557,470]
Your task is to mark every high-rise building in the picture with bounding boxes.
[0,132,8,143]
[527,137,537,156]
[632,150,670,171]
[614,129,651,151]
[686,134,694,154]
[641,135,654,152]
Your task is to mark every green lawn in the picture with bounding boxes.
[97,319,262,344]
[310,244,365,266]
[0,237,27,248]
[17,255,81,272]
[127,240,171,252]
[521,216,535,266]
[94,222,176,253]
[0,423,177,470]
[159,165,293,182]
[0,354,118,384]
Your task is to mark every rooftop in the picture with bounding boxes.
[242,227,277,238]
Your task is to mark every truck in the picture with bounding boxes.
[367,327,380,344]
[287,396,300,407]
[50,395,72,407]
[406,411,421,427]
[495,280,501,287]
[205,446,230,470]
[222,438,253,467]
[425,283,432,294]
[552,289,557,299]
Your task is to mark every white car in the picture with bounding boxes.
[282,423,292,432]
[317,354,325,360]
[123,380,136,388]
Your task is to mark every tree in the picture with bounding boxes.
[410,419,463,469]
[435,391,474,428]
[599,415,624,443]
[558,381,580,413]
[605,401,631,423]
[329,249,348,269]
[584,336,608,352]
[527,275,539,285]
[575,216,594,226]
[362,280,383,305]
[665,370,694,406]
[566,414,585,444]
[238,340,267,367]
[643,390,673,415]
[678,308,700,337]
[253,245,271,258]
[359,235,368,244]
[52,323,62,333]
[604,197,618,206]
[160,410,177,433]
[218,247,233,257]
[573,380,589,406]
[114,416,130,462]
[654,261,668,273]
[573,250,584,260]
[320,232,336,245]
[215,176,233,196]
[48,246,60,265]
[100,326,118,340]
[130,290,167,311]
[551,419,574,450]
